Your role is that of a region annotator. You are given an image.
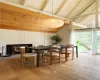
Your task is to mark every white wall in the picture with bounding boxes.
[57,24,73,45]
[0,25,74,55]
[0,29,55,54]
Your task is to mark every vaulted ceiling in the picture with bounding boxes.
[0,0,99,31]
[0,0,97,19]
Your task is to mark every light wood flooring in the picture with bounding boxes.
[0,54,100,80]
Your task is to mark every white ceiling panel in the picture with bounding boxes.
[58,0,80,17]
[75,17,86,23]
[68,0,95,19]
[98,0,100,12]
[74,15,94,28]
[4,0,22,4]
[80,2,96,16]
[77,15,95,28]
[0,0,4,1]
[73,2,96,21]
[24,0,45,10]
[43,0,62,14]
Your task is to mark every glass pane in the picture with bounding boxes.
[97,31,100,53]
[75,31,92,53]
[96,0,100,54]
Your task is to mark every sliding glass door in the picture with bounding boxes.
[97,31,100,53]
[71,0,100,54]
[75,31,92,53]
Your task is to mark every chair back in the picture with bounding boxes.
[66,44,74,48]
[20,47,25,57]
[49,46,61,65]
[38,45,44,47]
[50,46,61,54]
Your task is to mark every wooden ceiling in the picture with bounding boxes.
[0,2,71,33]
[0,0,98,30]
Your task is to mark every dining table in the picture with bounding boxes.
[27,46,50,67]
[27,45,78,67]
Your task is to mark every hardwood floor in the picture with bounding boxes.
[0,54,100,80]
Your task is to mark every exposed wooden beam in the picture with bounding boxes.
[72,9,99,23]
[66,0,82,18]
[40,0,48,11]
[55,0,67,15]
[73,2,97,23]
[72,0,96,21]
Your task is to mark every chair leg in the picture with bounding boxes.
[59,56,60,63]
[44,56,47,63]
[67,53,69,57]
[42,53,44,58]
[72,48,74,60]
[52,56,55,61]
[21,58,24,67]
[33,56,37,65]
[58,55,60,63]
[65,53,67,61]
[50,48,52,65]
[50,56,52,65]
[25,58,27,61]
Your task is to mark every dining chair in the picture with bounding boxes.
[60,46,68,61]
[44,46,61,65]
[66,44,74,60]
[61,44,74,60]
[38,45,44,57]
[20,47,37,67]
[37,45,49,58]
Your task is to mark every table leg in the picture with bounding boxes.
[76,46,78,58]
[65,47,68,61]
[37,50,39,67]
[50,48,52,65]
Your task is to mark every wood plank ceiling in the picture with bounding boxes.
[0,0,98,31]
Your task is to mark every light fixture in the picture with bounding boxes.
[51,19,55,22]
